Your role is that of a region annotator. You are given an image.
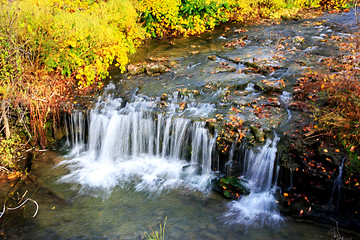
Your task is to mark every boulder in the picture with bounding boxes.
[213,176,250,200]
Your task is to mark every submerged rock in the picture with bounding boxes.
[127,63,146,75]
[127,59,175,76]
[293,36,305,43]
[278,126,360,230]
[208,55,217,61]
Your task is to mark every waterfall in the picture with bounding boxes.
[280,91,292,122]
[60,97,216,193]
[329,158,345,208]
[65,111,87,154]
[225,136,283,227]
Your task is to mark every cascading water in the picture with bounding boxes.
[64,110,87,154]
[59,95,217,193]
[280,91,292,123]
[225,136,282,227]
[329,158,345,208]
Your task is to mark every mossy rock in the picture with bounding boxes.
[213,176,250,200]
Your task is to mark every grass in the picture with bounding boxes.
[144,216,167,240]
[294,32,360,173]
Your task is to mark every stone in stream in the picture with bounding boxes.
[277,126,360,230]
[127,62,170,76]
[293,36,305,43]
[250,125,266,143]
[254,78,285,93]
[207,55,217,61]
[211,61,237,74]
[146,63,167,76]
[213,176,250,200]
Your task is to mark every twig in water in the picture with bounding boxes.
[0,198,39,218]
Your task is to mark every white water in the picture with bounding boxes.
[61,92,284,225]
[225,136,283,227]
[329,158,345,207]
[60,96,216,194]
[280,91,292,122]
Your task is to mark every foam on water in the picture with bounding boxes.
[225,136,283,227]
[59,96,216,194]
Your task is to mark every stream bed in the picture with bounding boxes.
[2,10,360,240]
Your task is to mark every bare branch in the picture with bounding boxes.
[0,198,39,218]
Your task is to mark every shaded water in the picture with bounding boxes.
[5,151,352,240]
[3,10,360,240]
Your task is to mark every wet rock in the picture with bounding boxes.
[213,176,250,200]
[250,125,265,142]
[254,78,285,93]
[243,61,281,75]
[244,61,259,69]
[127,63,146,75]
[226,56,242,64]
[281,13,302,21]
[223,36,248,48]
[213,66,236,74]
[206,121,216,135]
[162,60,177,69]
[208,55,217,61]
[127,60,173,76]
[146,63,167,76]
[159,101,167,108]
[227,81,251,91]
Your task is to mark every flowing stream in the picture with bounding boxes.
[3,10,359,239]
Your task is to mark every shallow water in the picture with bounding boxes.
[5,151,356,240]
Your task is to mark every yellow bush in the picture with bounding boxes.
[3,0,145,88]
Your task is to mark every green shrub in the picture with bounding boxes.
[0,134,21,168]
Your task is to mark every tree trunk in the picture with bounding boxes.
[1,100,11,138]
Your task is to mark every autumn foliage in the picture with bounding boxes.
[294,34,360,172]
